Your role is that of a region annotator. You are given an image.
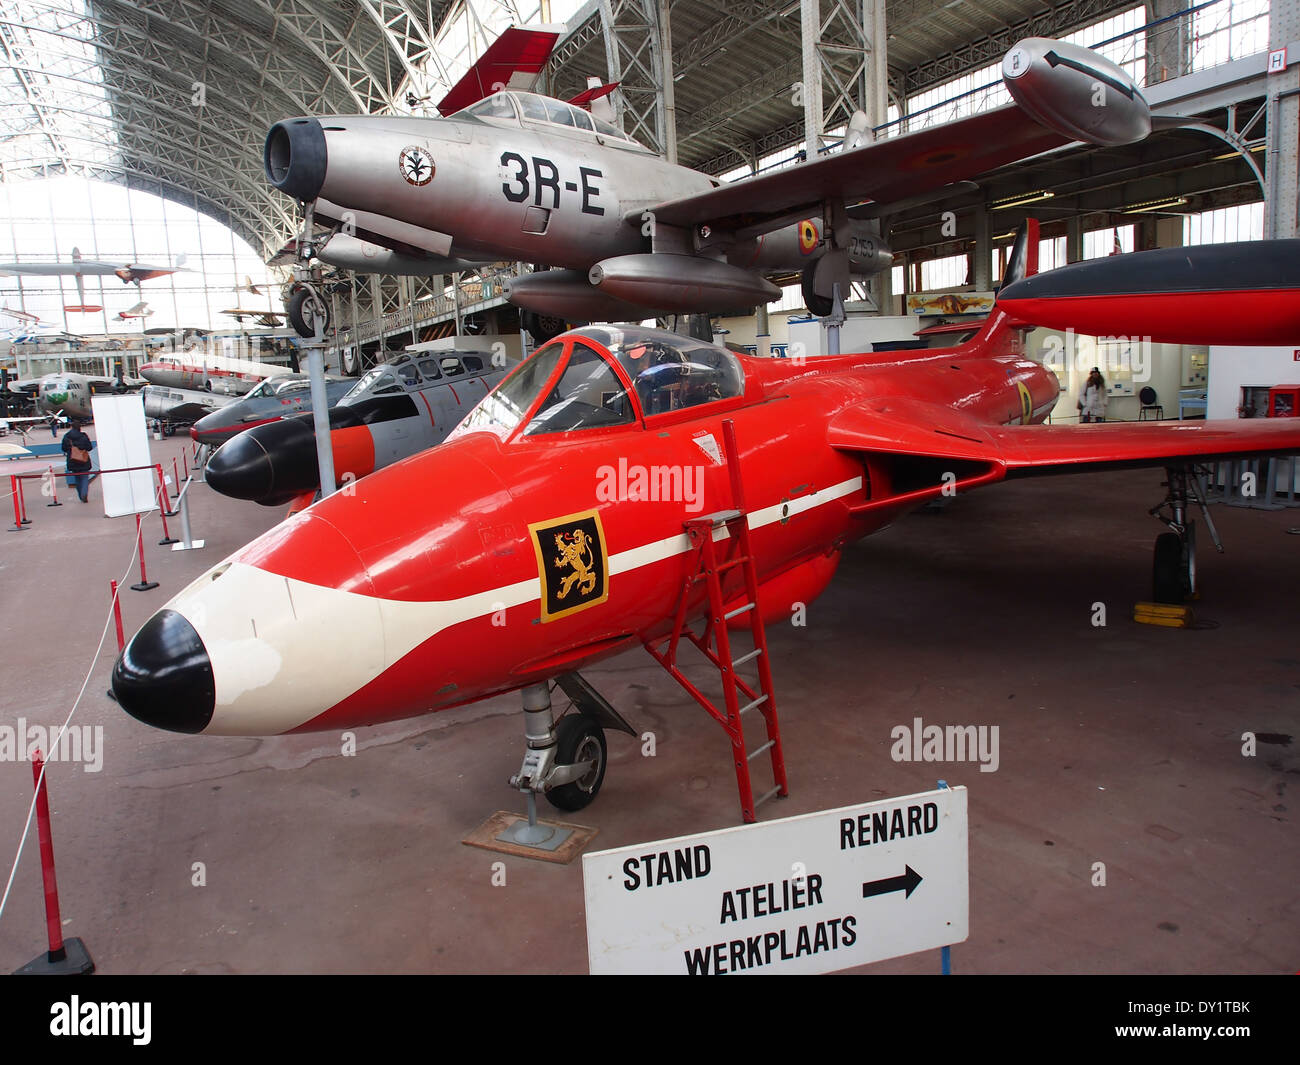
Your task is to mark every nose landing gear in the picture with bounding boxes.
[500,674,635,849]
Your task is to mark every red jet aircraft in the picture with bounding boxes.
[113,229,1300,821]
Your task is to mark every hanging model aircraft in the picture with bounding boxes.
[264,34,1159,340]
[111,228,1300,822]
[188,371,354,448]
[0,248,187,313]
[203,348,507,509]
[221,307,287,328]
[115,301,154,322]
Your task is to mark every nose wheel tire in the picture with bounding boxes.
[1153,526,1195,604]
[546,716,607,812]
[288,286,330,338]
[802,265,833,318]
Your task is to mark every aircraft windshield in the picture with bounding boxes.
[587,327,745,416]
[452,327,744,441]
[459,92,639,145]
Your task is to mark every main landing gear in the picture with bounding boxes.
[1149,465,1222,604]
[503,674,636,846]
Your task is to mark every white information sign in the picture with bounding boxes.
[92,394,155,517]
[584,786,968,975]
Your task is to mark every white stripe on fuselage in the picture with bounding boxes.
[175,475,863,734]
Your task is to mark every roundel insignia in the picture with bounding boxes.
[398,145,435,186]
[1016,380,1032,424]
[798,220,819,255]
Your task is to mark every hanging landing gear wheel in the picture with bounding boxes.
[288,286,330,338]
[545,716,607,812]
[802,265,832,317]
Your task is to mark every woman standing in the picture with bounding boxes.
[1077,367,1108,423]
[61,421,95,503]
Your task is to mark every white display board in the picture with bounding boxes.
[583,786,968,975]
[91,394,156,517]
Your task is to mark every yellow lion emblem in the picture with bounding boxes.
[553,529,597,601]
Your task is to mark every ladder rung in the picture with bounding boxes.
[716,556,751,573]
[732,648,762,667]
[724,602,755,620]
[747,739,775,761]
[754,786,781,808]
[739,694,768,715]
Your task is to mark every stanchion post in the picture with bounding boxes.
[8,475,25,532]
[17,474,30,525]
[110,579,125,651]
[155,464,176,516]
[155,482,178,546]
[183,448,189,479]
[131,513,159,591]
[12,753,95,975]
[171,479,205,552]
[45,466,61,507]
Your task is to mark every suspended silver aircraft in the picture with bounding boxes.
[264,33,1157,339]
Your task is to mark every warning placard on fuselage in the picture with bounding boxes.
[583,787,968,975]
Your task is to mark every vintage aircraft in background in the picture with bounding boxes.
[139,350,291,395]
[36,370,136,420]
[264,33,1158,339]
[1,304,45,327]
[115,301,154,322]
[0,248,187,313]
[204,348,506,510]
[142,384,235,431]
[221,307,287,328]
[113,228,1300,823]
[189,371,354,448]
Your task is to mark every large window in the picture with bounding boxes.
[1184,203,1265,244]
[0,176,277,334]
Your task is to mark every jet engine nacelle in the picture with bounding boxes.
[590,254,781,313]
[1002,37,1150,147]
[501,269,657,322]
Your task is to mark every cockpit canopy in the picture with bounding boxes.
[456,92,645,150]
[453,326,745,441]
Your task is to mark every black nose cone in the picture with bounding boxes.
[206,431,275,502]
[113,609,215,734]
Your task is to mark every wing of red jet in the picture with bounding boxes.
[436,26,561,116]
[827,395,1300,494]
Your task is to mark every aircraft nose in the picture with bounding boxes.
[264,118,327,202]
[206,421,313,505]
[113,609,215,734]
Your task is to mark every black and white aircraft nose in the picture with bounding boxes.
[264,118,327,202]
[113,610,215,734]
[206,421,316,505]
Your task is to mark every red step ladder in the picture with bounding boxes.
[645,420,788,822]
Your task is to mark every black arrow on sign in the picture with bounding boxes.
[862,865,923,900]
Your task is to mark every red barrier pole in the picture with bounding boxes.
[45,465,61,507]
[8,475,24,532]
[155,482,178,546]
[110,580,125,651]
[173,456,180,488]
[155,464,175,515]
[183,448,189,478]
[31,752,65,961]
[131,514,158,591]
[14,752,94,974]
[17,474,30,525]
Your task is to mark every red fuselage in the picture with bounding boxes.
[112,316,1057,737]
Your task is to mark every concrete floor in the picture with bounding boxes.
[1,433,1297,974]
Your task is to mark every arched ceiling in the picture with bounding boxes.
[0,0,454,259]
